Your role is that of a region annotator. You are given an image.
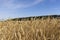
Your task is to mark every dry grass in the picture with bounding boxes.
[0,17,60,40]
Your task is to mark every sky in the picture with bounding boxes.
[0,0,60,19]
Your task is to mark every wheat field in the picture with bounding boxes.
[0,17,60,40]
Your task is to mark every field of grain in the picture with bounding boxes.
[0,17,60,40]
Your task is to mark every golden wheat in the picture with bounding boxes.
[0,17,60,40]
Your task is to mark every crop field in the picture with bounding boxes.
[0,17,60,40]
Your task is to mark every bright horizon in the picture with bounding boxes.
[0,0,60,19]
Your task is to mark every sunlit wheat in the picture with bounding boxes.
[0,17,60,40]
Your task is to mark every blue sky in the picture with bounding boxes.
[0,0,60,19]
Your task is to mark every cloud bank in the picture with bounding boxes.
[0,0,43,9]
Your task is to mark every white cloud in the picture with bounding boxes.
[0,0,43,9]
